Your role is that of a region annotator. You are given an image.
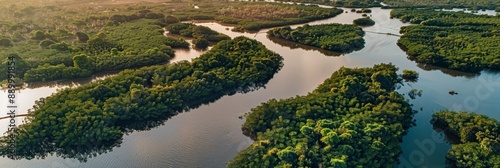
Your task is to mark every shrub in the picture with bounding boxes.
[39,40,56,48]
[0,38,13,47]
[193,37,209,49]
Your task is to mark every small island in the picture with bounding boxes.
[401,69,419,81]
[228,64,418,167]
[431,111,499,168]
[353,17,376,26]
[267,24,365,53]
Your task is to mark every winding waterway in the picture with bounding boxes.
[1,7,499,168]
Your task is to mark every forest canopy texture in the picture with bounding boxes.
[0,1,340,83]
[0,37,283,161]
[228,64,417,167]
[267,24,365,53]
[431,111,499,168]
[392,9,500,72]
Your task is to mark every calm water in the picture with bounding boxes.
[1,8,499,168]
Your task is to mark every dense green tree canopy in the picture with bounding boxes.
[431,111,499,168]
[392,9,500,72]
[228,64,417,167]
[0,19,190,83]
[166,23,230,45]
[267,24,365,53]
[0,36,283,161]
[353,17,375,26]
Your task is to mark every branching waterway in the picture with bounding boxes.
[1,7,499,168]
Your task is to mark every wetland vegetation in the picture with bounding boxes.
[0,36,283,160]
[228,64,418,167]
[267,24,365,53]
[392,9,500,72]
[431,111,500,168]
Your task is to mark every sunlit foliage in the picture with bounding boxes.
[228,64,417,167]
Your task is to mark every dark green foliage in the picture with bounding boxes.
[383,0,498,10]
[73,54,93,70]
[31,30,45,40]
[392,9,500,72]
[11,31,25,42]
[0,54,30,79]
[331,0,382,7]
[193,37,209,49]
[97,32,107,39]
[228,64,417,167]
[361,8,372,13]
[84,38,120,55]
[166,23,190,34]
[164,38,190,48]
[0,38,13,47]
[431,111,500,168]
[268,24,365,53]
[163,15,180,24]
[75,32,90,43]
[0,37,283,161]
[49,42,70,51]
[353,17,375,26]
[39,40,56,48]
[7,19,181,83]
[401,69,419,81]
[166,23,230,44]
[106,19,188,50]
[23,64,92,82]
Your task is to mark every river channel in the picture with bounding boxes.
[1,7,499,168]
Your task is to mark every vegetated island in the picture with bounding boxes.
[353,17,375,26]
[228,64,418,167]
[0,36,283,161]
[392,9,500,72]
[286,0,383,8]
[165,23,230,49]
[431,110,499,168]
[267,24,365,53]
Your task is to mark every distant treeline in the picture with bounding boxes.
[166,23,230,49]
[431,111,499,168]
